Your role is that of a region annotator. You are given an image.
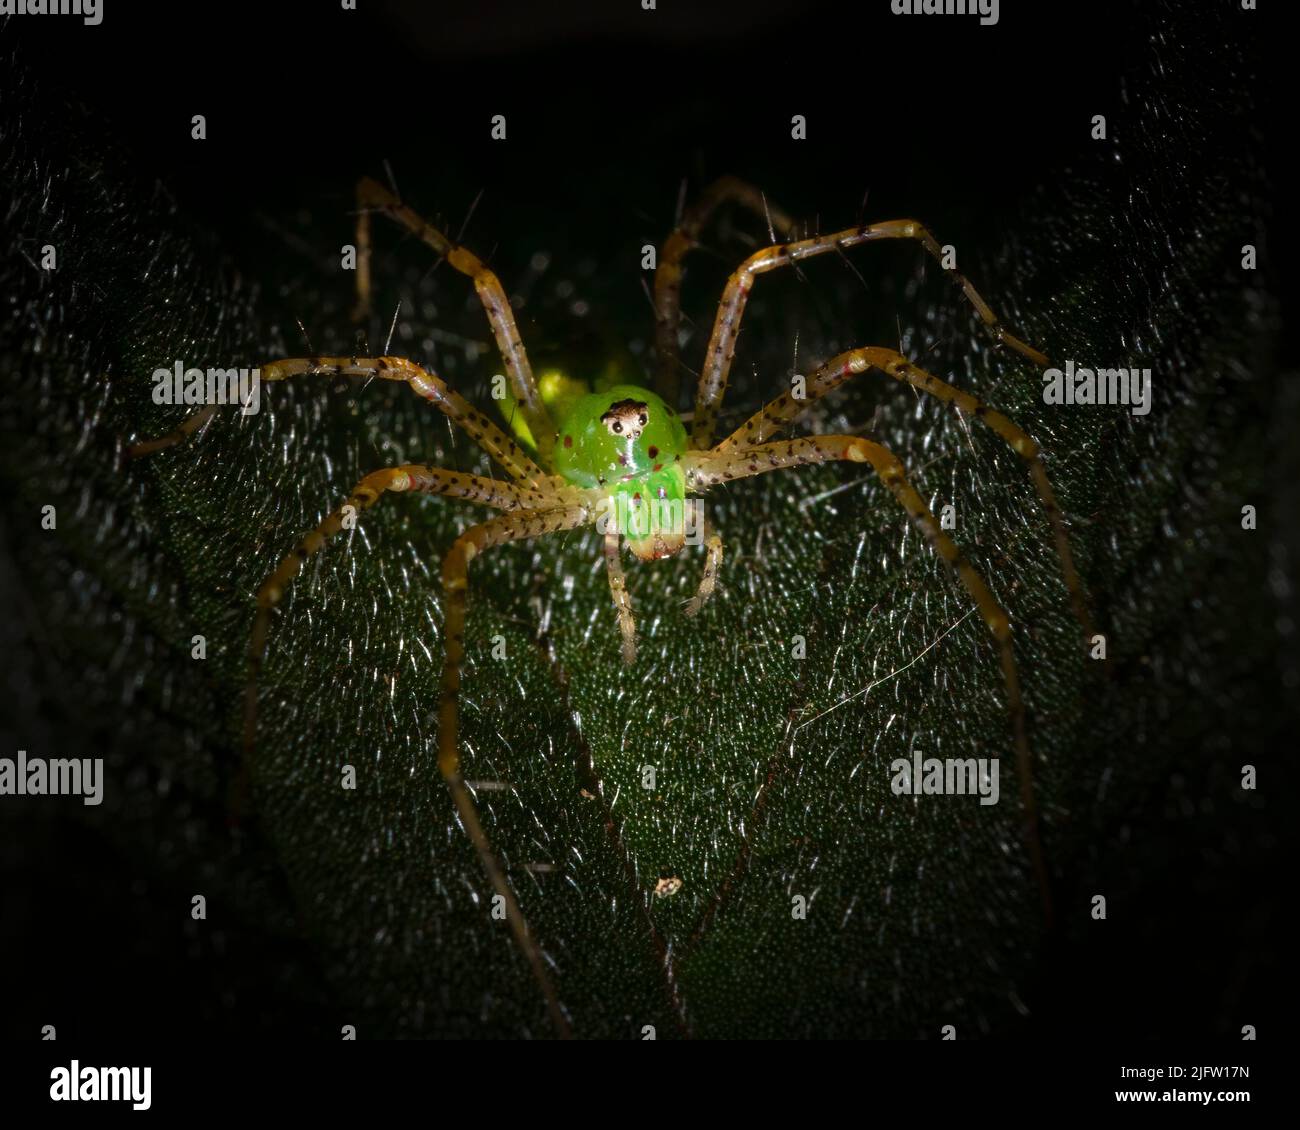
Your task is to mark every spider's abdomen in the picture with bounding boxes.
[554,384,691,560]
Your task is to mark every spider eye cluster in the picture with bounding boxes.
[601,399,650,439]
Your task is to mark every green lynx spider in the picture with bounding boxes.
[130,176,1095,1039]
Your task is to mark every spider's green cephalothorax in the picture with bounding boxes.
[553,384,689,560]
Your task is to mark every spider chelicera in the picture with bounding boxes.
[130,175,1095,1038]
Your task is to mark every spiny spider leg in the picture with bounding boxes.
[352,177,557,468]
[654,176,796,408]
[245,463,579,767]
[246,465,588,1038]
[689,219,1050,451]
[719,347,1095,643]
[126,402,220,457]
[439,503,599,1038]
[126,356,549,486]
[602,517,724,662]
[684,436,1053,925]
[603,529,637,664]
[684,517,723,617]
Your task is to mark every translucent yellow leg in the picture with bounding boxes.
[439,503,598,1037]
[719,346,1094,643]
[654,176,795,407]
[353,177,557,468]
[686,436,1053,925]
[690,219,1049,450]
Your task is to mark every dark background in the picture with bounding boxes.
[1,0,1292,1042]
